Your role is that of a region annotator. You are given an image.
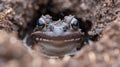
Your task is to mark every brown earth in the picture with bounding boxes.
[0,0,119,67]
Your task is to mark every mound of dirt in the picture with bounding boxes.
[0,0,119,67]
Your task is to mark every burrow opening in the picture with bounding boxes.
[19,0,104,57]
[23,0,94,46]
[25,5,93,35]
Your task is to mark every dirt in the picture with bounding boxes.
[0,0,119,67]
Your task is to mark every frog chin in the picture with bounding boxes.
[34,37,82,56]
[37,41,81,56]
[31,29,83,56]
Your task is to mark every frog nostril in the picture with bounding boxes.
[63,26,68,32]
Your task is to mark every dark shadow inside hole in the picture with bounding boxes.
[90,34,100,41]
[77,18,93,33]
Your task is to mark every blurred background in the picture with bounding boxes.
[0,0,119,67]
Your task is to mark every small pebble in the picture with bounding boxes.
[63,55,71,62]
[88,52,96,63]
[48,59,56,64]
[103,53,110,63]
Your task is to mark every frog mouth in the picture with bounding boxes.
[31,31,83,43]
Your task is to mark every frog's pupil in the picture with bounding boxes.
[38,20,44,26]
[72,21,78,27]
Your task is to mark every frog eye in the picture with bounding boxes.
[70,18,79,30]
[37,18,46,29]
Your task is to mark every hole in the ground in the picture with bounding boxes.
[24,0,94,48]
[21,0,97,57]
[25,4,93,37]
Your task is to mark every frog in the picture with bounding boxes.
[27,15,85,57]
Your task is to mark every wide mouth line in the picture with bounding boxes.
[31,31,83,41]
[35,37,81,42]
[35,37,81,46]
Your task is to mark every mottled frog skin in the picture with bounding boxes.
[27,15,84,57]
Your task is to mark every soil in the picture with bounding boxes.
[0,0,119,67]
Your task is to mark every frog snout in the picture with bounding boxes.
[49,26,67,32]
[49,26,68,36]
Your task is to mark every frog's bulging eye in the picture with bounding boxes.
[37,20,46,29]
[70,18,79,30]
